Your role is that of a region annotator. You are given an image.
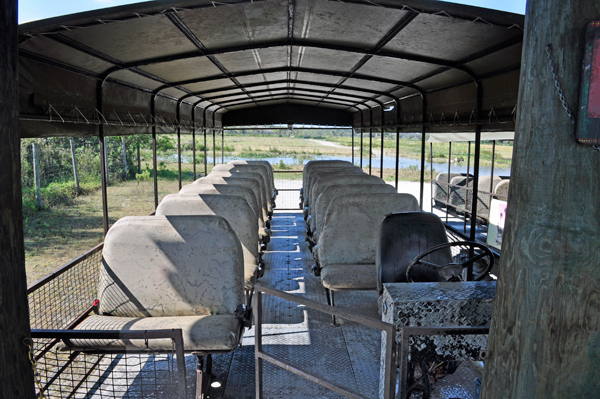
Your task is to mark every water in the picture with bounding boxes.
[160,154,511,177]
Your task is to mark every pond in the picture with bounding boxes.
[161,154,511,177]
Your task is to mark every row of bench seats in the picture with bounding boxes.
[433,172,510,219]
[68,161,275,367]
[301,160,420,313]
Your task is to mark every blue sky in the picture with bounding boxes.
[19,0,526,24]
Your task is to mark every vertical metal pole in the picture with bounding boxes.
[380,107,384,179]
[212,112,216,167]
[490,140,496,192]
[152,131,158,209]
[151,95,159,209]
[70,139,80,194]
[469,128,482,280]
[97,80,110,235]
[32,142,42,209]
[221,126,224,163]
[395,99,400,190]
[203,107,208,176]
[398,328,410,399]
[177,103,182,191]
[255,290,264,399]
[192,107,197,181]
[351,127,354,165]
[121,137,127,180]
[430,142,433,208]
[137,142,141,174]
[420,126,426,211]
[369,108,373,176]
[103,136,110,186]
[448,142,452,223]
[360,111,364,168]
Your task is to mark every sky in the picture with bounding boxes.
[18,0,525,24]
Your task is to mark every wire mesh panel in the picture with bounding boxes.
[273,171,302,210]
[29,330,187,399]
[28,244,103,331]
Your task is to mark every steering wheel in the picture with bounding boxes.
[406,241,494,282]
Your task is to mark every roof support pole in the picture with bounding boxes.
[419,96,427,211]
[221,125,224,163]
[0,1,36,396]
[351,127,355,164]
[97,85,109,234]
[192,106,197,181]
[395,100,401,190]
[380,107,384,179]
[483,2,600,396]
[369,108,373,175]
[360,112,364,169]
[203,107,208,176]
[151,100,158,209]
[176,101,182,191]
[212,112,216,167]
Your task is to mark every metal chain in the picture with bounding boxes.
[545,43,576,126]
[23,338,48,399]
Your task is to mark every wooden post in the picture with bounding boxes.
[482,1,600,398]
[70,139,80,194]
[0,1,36,396]
[32,142,42,209]
[121,137,127,180]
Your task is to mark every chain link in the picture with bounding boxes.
[23,338,48,399]
[545,43,577,126]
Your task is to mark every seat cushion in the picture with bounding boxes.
[321,264,377,290]
[68,314,242,352]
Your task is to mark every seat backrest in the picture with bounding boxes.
[180,182,263,228]
[449,176,472,210]
[376,212,452,293]
[433,172,463,204]
[207,171,269,215]
[156,194,259,262]
[494,179,510,199]
[229,160,274,188]
[317,193,419,267]
[213,164,272,200]
[306,167,363,206]
[309,173,383,210]
[303,160,354,193]
[313,183,397,239]
[99,215,244,317]
[197,175,266,220]
[467,176,502,218]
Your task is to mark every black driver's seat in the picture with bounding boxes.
[376,212,453,294]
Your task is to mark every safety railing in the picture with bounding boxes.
[397,326,489,399]
[254,283,397,399]
[28,243,104,331]
[28,329,187,399]
[273,170,303,210]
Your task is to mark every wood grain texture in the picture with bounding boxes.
[0,0,36,397]
[482,1,600,398]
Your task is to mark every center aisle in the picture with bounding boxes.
[218,211,382,399]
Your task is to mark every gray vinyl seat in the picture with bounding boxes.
[223,162,275,203]
[467,176,503,219]
[304,165,360,208]
[156,194,260,292]
[205,171,272,221]
[307,171,385,232]
[179,182,269,243]
[432,172,463,207]
[229,160,276,197]
[66,215,247,352]
[302,160,355,208]
[212,164,273,207]
[448,175,473,212]
[195,175,271,239]
[317,193,419,293]
[311,183,398,243]
[376,212,452,294]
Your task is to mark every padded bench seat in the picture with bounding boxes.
[320,264,378,291]
[70,314,241,352]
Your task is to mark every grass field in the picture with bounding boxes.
[24,134,511,285]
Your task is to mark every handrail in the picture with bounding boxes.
[254,283,396,399]
[31,328,187,399]
[27,242,103,294]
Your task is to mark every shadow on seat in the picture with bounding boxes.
[376,212,452,294]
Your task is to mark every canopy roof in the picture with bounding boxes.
[18,0,524,137]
